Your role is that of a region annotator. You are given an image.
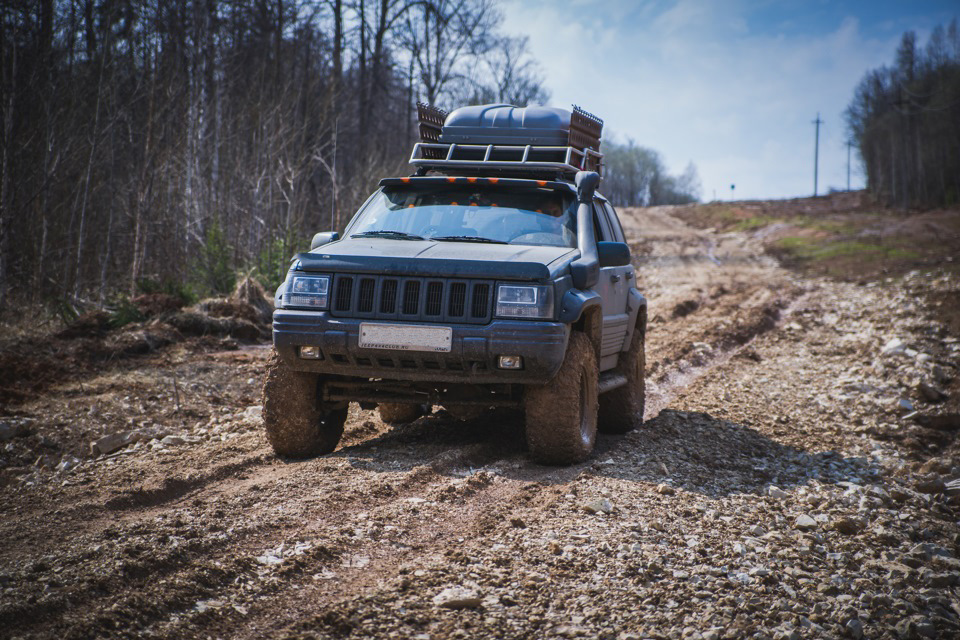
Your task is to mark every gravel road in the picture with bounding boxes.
[1,205,958,640]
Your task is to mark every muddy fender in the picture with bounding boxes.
[558,289,602,324]
[622,289,647,350]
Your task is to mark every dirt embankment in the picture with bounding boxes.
[1,200,959,640]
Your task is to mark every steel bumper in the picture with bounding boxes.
[272,310,569,384]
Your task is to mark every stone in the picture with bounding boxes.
[918,382,947,403]
[0,421,24,442]
[509,517,526,528]
[161,435,187,446]
[921,569,958,588]
[897,397,915,412]
[584,499,613,514]
[656,484,676,496]
[795,514,818,531]
[918,457,951,474]
[945,479,960,497]
[832,517,865,535]
[882,338,907,356]
[767,485,789,499]
[91,431,136,456]
[915,474,945,495]
[916,620,937,639]
[242,405,263,423]
[911,543,953,559]
[749,524,766,537]
[433,586,483,609]
[845,618,864,639]
[932,365,952,385]
[55,456,81,473]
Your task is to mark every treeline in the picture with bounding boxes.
[0,0,548,309]
[602,139,701,207]
[846,18,960,208]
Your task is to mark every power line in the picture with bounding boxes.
[812,113,823,197]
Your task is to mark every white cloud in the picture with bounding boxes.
[499,0,913,199]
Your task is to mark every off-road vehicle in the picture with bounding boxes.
[263,103,646,464]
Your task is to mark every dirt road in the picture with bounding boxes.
[1,205,958,639]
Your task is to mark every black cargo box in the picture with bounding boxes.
[423,104,602,151]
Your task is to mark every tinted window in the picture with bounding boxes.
[348,185,578,247]
[603,202,626,243]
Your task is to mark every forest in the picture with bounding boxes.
[0,0,701,314]
[846,18,960,209]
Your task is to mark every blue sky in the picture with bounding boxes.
[500,0,958,200]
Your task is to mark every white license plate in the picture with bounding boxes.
[358,323,452,353]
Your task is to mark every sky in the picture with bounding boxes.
[500,0,959,201]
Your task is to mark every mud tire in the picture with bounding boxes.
[598,324,645,434]
[378,403,424,425]
[262,355,346,458]
[524,332,599,465]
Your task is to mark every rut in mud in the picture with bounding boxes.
[1,205,959,640]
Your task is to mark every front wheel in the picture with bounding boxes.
[524,332,599,465]
[262,355,347,458]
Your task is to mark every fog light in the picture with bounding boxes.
[299,346,322,359]
[498,355,523,370]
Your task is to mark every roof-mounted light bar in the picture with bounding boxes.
[379,176,575,192]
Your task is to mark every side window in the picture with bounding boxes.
[603,202,626,244]
[592,203,612,242]
[592,212,604,242]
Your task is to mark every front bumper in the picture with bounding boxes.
[272,310,569,384]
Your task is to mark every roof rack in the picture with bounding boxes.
[412,103,604,179]
[409,142,603,179]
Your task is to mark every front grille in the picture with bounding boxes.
[472,283,490,318]
[357,278,376,312]
[402,281,421,315]
[425,282,443,316]
[380,280,398,314]
[335,278,353,311]
[449,282,466,317]
[330,275,494,324]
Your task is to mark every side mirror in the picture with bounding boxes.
[597,241,631,268]
[310,231,340,250]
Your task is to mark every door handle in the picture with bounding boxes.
[625,272,633,279]
[610,274,621,283]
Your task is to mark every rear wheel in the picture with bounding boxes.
[378,403,424,425]
[598,323,645,434]
[262,355,346,458]
[524,332,599,465]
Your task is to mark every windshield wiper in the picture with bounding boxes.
[352,230,425,241]
[430,235,509,244]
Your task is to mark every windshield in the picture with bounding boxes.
[347,185,577,248]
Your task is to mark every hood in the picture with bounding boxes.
[296,238,576,281]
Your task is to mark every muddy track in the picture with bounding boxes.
[2,205,958,640]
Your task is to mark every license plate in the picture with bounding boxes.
[359,323,452,353]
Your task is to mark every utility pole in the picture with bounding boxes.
[812,113,823,197]
[846,140,853,191]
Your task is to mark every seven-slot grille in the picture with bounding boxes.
[331,275,493,324]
